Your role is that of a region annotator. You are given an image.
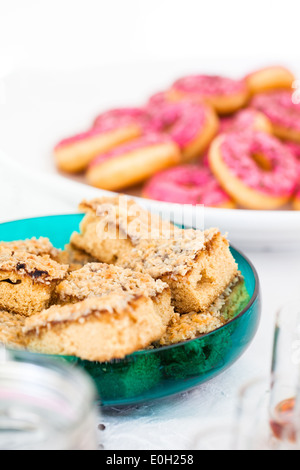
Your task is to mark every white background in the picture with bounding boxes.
[0,0,299,76]
[1,0,300,450]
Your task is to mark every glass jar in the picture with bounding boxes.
[269,301,300,446]
[0,359,98,450]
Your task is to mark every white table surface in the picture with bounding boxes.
[1,157,300,450]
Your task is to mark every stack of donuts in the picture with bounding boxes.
[54,65,300,210]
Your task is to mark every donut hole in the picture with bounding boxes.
[160,119,175,133]
[154,111,178,134]
[252,153,273,172]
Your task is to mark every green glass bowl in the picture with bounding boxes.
[0,214,261,406]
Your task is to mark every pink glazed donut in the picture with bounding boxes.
[219,109,273,134]
[251,91,300,144]
[87,133,181,191]
[169,75,249,115]
[201,109,272,169]
[209,130,298,209]
[147,93,219,162]
[245,66,295,96]
[93,108,149,129]
[143,165,235,208]
[285,141,300,210]
[285,141,300,171]
[54,108,149,173]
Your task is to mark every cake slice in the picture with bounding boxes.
[0,310,26,349]
[71,197,238,314]
[0,249,68,316]
[55,262,174,327]
[71,196,177,264]
[158,276,249,346]
[120,229,238,314]
[158,312,223,346]
[24,292,165,362]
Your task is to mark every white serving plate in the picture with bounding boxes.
[0,62,299,251]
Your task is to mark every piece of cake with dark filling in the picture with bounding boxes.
[0,249,68,316]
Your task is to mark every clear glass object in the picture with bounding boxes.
[189,302,300,451]
[191,379,279,451]
[270,301,300,445]
[235,378,275,450]
[0,359,98,450]
[189,378,297,451]
[236,376,300,450]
